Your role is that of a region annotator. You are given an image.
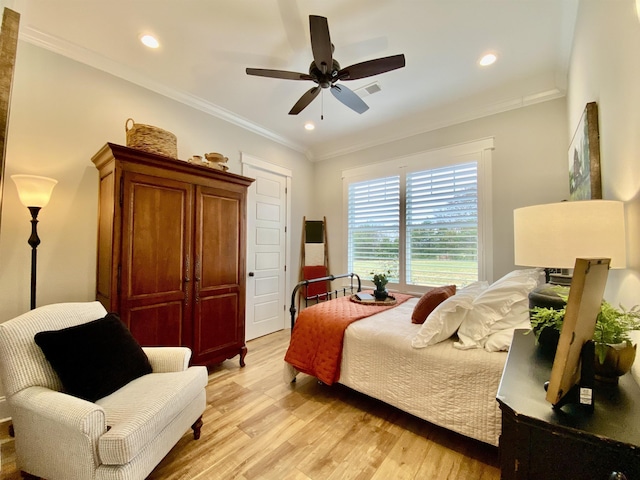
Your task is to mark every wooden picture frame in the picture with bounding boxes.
[0,7,20,230]
[568,102,601,200]
[545,258,610,407]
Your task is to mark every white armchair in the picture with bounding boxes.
[0,302,208,480]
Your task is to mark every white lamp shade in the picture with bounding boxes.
[514,200,626,269]
[11,174,58,208]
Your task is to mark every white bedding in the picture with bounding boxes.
[338,297,506,446]
[286,270,544,446]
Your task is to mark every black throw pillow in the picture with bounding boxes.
[34,313,152,402]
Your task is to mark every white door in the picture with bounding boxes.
[243,159,289,340]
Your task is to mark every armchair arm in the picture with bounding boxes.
[12,385,106,433]
[10,386,106,478]
[142,346,192,372]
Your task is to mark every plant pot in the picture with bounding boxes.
[374,288,388,301]
[594,342,637,385]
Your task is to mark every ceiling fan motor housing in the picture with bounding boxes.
[309,60,341,88]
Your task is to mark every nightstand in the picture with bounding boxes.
[497,329,640,480]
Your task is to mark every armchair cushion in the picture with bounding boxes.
[34,313,152,402]
[96,366,208,464]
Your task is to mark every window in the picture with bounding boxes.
[343,139,493,291]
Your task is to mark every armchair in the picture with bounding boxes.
[0,301,208,480]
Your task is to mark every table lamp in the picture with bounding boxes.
[514,200,627,410]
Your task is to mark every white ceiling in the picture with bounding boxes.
[12,0,578,160]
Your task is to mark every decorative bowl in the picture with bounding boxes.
[205,152,228,163]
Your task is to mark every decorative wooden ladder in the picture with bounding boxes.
[299,216,330,300]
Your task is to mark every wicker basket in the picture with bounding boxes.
[125,118,177,158]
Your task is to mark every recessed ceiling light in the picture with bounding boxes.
[140,34,160,49]
[479,53,497,67]
[304,122,315,131]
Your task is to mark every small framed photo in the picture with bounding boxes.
[568,102,601,200]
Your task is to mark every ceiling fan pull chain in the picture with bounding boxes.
[321,90,324,120]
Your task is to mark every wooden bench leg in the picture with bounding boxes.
[191,416,203,440]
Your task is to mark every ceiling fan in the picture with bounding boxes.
[246,15,406,115]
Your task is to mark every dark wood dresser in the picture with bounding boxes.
[497,329,640,480]
[92,143,253,367]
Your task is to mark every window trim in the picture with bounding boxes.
[342,138,494,294]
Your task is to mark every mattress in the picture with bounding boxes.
[338,297,506,446]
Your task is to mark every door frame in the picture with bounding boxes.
[241,152,292,333]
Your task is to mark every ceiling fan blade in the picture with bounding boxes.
[330,84,369,114]
[309,15,333,74]
[246,68,312,81]
[337,54,406,81]
[289,86,321,115]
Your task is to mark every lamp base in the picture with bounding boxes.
[549,273,573,286]
[528,283,569,310]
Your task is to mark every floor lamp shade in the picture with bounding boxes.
[513,200,626,269]
[11,175,58,207]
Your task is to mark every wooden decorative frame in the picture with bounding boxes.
[546,258,610,408]
[568,102,601,200]
[0,8,20,229]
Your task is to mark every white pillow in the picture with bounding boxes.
[483,314,532,352]
[454,268,543,350]
[411,281,489,348]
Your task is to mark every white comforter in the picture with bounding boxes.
[337,297,506,446]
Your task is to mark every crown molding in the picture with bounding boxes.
[19,26,310,157]
[311,88,565,161]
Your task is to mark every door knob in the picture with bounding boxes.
[248,272,255,277]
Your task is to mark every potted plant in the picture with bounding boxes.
[531,295,640,383]
[370,270,391,300]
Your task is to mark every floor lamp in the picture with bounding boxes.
[11,174,58,310]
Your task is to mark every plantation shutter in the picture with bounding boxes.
[406,162,478,286]
[347,176,400,280]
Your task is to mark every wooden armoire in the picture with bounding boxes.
[92,143,254,367]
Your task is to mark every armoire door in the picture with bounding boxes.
[120,171,193,347]
[192,184,246,364]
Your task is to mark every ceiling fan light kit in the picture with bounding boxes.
[246,15,406,116]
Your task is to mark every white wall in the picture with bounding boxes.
[313,98,569,284]
[567,0,640,307]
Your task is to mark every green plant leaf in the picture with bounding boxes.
[530,299,640,348]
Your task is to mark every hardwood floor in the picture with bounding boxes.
[0,330,500,480]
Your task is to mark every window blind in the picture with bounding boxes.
[347,176,400,281]
[406,162,478,286]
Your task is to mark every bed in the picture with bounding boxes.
[284,269,545,447]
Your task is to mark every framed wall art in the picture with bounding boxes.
[568,101,601,200]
